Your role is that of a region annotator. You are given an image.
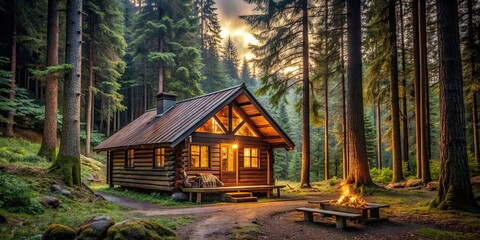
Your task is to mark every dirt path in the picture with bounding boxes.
[98,192,430,240]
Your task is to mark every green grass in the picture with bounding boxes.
[0,137,49,168]
[91,184,196,207]
[417,228,478,240]
[229,225,263,240]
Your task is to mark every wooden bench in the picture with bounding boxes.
[296,207,362,229]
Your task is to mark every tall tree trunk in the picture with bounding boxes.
[412,0,422,179]
[50,0,83,187]
[419,0,431,183]
[467,0,479,171]
[300,0,311,188]
[432,0,478,210]
[346,0,374,188]
[39,0,59,161]
[107,99,111,137]
[341,24,348,179]
[157,8,164,94]
[85,14,94,158]
[324,0,329,181]
[400,0,410,173]
[143,59,147,112]
[376,98,382,170]
[389,0,404,183]
[4,5,17,137]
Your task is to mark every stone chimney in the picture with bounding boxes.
[156,92,177,116]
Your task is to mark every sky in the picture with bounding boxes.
[214,0,257,61]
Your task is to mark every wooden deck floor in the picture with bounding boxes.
[182,185,286,203]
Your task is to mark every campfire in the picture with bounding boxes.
[330,185,368,208]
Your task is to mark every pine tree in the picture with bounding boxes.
[242,0,314,188]
[50,0,83,187]
[431,0,478,211]
[130,0,203,99]
[222,36,239,81]
[240,57,256,88]
[3,1,16,137]
[84,0,127,148]
[273,101,291,180]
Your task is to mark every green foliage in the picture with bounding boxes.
[222,37,240,81]
[329,176,337,186]
[417,227,478,240]
[0,138,44,166]
[364,112,377,167]
[30,64,73,78]
[80,126,106,147]
[370,167,393,184]
[0,171,43,215]
[430,159,441,180]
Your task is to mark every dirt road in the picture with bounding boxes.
[99,192,430,240]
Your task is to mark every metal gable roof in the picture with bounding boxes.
[94,84,294,151]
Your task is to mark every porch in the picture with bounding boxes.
[182,185,286,204]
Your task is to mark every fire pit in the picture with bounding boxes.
[298,185,390,229]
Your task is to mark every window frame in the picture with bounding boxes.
[125,149,135,169]
[243,147,260,169]
[154,147,166,169]
[189,144,211,169]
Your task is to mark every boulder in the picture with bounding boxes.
[106,219,176,240]
[171,192,188,202]
[39,196,60,208]
[0,213,6,223]
[42,224,76,240]
[76,216,115,240]
[425,182,438,191]
[50,184,62,192]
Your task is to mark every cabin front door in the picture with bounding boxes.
[220,144,238,186]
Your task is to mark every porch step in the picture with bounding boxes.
[229,196,258,203]
[224,192,253,198]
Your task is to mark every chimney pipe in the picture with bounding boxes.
[156,92,177,116]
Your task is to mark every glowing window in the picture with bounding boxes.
[221,146,235,172]
[215,106,229,130]
[234,122,258,137]
[231,108,243,130]
[154,148,165,168]
[244,148,259,168]
[196,117,225,134]
[126,149,134,168]
[190,145,210,168]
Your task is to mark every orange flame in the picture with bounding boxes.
[330,184,367,208]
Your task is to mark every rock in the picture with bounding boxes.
[50,184,62,192]
[386,182,406,189]
[60,189,71,196]
[425,182,438,191]
[171,192,188,202]
[42,224,76,240]
[39,196,60,208]
[405,179,422,187]
[76,216,115,240]
[106,219,176,240]
[0,213,6,224]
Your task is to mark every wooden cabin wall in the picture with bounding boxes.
[110,148,175,191]
[187,134,270,186]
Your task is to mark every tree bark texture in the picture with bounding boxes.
[51,0,82,187]
[324,0,329,181]
[4,5,17,138]
[419,0,431,183]
[400,0,410,172]
[389,0,404,183]
[412,0,422,179]
[341,24,348,179]
[85,14,94,157]
[39,0,59,162]
[467,0,479,171]
[433,0,478,210]
[346,0,374,188]
[300,0,311,188]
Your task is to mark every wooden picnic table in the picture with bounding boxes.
[308,200,390,220]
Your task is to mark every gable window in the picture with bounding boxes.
[244,148,259,168]
[234,122,258,137]
[126,149,134,168]
[231,108,243,130]
[190,145,210,168]
[196,117,226,134]
[154,148,165,168]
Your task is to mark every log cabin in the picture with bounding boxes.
[94,84,294,202]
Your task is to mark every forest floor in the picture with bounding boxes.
[96,184,480,240]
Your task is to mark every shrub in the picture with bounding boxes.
[0,171,43,215]
[369,168,392,185]
[329,176,337,186]
[430,160,440,180]
[21,154,46,163]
